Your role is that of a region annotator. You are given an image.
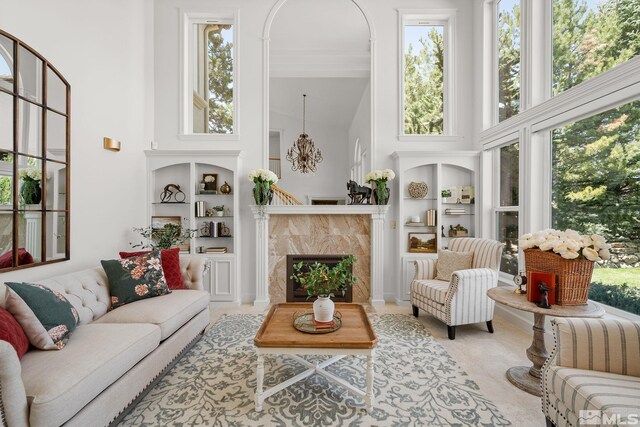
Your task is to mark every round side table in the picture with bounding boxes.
[487,286,604,396]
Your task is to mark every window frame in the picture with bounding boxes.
[491,139,522,278]
[180,10,239,141]
[397,9,457,141]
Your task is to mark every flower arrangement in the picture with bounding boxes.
[518,229,611,262]
[19,167,42,182]
[248,169,278,184]
[290,255,357,299]
[249,169,278,206]
[364,169,395,183]
[365,169,395,205]
[131,224,197,250]
[203,175,216,183]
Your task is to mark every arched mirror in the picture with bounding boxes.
[267,0,373,205]
[0,29,70,271]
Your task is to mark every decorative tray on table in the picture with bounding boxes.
[292,311,342,334]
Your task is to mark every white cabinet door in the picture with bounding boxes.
[203,257,236,302]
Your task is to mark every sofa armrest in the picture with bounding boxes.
[446,268,498,324]
[548,318,640,377]
[0,341,29,427]
[413,259,437,281]
[180,256,205,291]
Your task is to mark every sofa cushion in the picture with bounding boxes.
[411,279,450,304]
[119,248,186,290]
[94,290,209,340]
[435,250,474,281]
[21,322,160,427]
[101,251,170,308]
[545,366,640,425]
[0,306,29,359]
[5,282,79,350]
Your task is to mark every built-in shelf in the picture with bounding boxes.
[403,197,437,201]
[152,202,189,205]
[196,192,234,196]
[443,213,475,216]
[196,215,233,218]
[442,202,475,206]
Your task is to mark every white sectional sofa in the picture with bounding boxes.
[0,257,209,427]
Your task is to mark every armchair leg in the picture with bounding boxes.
[412,305,419,317]
[545,416,555,427]
[487,320,494,333]
[447,326,456,340]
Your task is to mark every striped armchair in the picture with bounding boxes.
[411,238,504,340]
[542,318,640,427]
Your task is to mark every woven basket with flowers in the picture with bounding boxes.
[519,229,611,305]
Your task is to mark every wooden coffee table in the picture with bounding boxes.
[253,303,378,412]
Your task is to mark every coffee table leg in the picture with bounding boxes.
[255,354,264,411]
[365,352,375,412]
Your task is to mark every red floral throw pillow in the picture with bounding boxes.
[0,306,29,358]
[119,248,186,290]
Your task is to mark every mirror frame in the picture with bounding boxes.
[0,28,71,272]
[262,0,377,173]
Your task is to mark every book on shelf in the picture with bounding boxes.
[445,208,466,214]
[205,247,227,254]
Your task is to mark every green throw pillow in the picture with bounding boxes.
[4,282,79,350]
[101,251,171,309]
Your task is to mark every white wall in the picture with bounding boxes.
[270,111,349,202]
[0,0,149,283]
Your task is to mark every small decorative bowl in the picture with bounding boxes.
[408,181,429,199]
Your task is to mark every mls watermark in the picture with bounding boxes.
[579,410,639,426]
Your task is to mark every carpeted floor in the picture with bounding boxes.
[119,314,512,426]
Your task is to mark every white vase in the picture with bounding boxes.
[313,296,335,323]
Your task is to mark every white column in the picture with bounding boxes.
[253,207,270,307]
[370,206,388,306]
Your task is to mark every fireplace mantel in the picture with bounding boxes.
[251,205,389,307]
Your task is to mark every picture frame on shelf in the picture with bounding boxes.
[202,173,218,193]
[408,232,437,253]
[151,216,182,230]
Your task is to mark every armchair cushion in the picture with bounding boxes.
[552,318,640,377]
[544,366,640,425]
[434,250,473,281]
[411,279,449,304]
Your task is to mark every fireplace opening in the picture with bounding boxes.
[286,254,353,303]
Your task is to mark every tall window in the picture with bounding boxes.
[553,0,640,96]
[552,100,639,314]
[402,15,451,136]
[497,0,521,122]
[495,142,519,275]
[193,23,234,134]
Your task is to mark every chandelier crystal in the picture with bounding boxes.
[286,94,322,173]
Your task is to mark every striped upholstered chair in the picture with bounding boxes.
[411,238,504,339]
[542,318,640,427]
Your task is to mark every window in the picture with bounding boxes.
[553,0,640,96]
[497,0,521,122]
[400,12,454,137]
[552,99,639,314]
[182,12,238,137]
[495,142,519,275]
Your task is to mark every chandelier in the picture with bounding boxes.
[286,94,322,173]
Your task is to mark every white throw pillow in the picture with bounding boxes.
[435,250,474,281]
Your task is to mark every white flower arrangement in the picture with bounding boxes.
[18,167,42,182]
[519,228,611,262]
[365,169,395,183]
[248,168,278,184]
[204,175,215,183]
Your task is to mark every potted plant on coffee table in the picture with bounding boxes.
[290,255,357,323]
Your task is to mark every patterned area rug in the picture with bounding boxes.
[119,314,511,426]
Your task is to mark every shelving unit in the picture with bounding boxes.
[146,150,242,305]
[392,151,480,304]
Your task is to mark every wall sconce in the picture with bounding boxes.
[103,137,121,152]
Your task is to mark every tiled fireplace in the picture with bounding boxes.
[251,205,388,307]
